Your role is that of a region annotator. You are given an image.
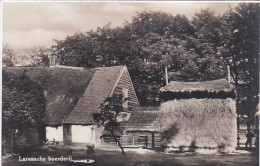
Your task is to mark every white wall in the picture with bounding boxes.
[71,125,94,143]
[46,126,63,142]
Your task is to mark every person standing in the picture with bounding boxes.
[245,130,255,149]
[254,129,259,150]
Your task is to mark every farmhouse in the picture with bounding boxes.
[4,65,139,146]
[4,66,96,145]
[4,65,237,150]
[159,79,237,150]
[63,66,139,145]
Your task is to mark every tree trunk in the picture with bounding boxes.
[111,131,125,155]
[8,122,14,154]
[231,57,241,130]
[247,122,251,132]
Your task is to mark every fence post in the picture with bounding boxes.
[145,135,148,148]
[152,133,155,148]
[132,136,135,146]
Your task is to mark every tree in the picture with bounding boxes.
[54,32,90,67]
[91,24,129,67]
[50,9,237,106]
[171,14,194,37]
[191,9,227,80]
[221,3,259,129]
[3,45,51,67]
[93,95,127,155]
[130,11,174,37]
[2,69,47,153]
[2,44,15,67]
[22,46,50,66]
[131,63,164,106]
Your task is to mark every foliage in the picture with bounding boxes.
[54,32,93,67]
[221,3,259,118]
[130,63,164,106]
[93,95,126,155]
[22,46,50,66]
[2,69,47,128]
[6,5,256,111]
[2,44,15,67]
[2,69,47,152]
[191,9,227,80]
[2,45,50,67]
[130,11,174,37]
[51,10,234,105]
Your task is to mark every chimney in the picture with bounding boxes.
[227,65,230,83]
[165,66,168,85]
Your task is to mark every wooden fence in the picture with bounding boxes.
[120,132,161,148]
[101,132,161,148]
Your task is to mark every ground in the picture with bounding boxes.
[2,145,259,166]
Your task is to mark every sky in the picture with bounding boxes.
[2,2,240,50]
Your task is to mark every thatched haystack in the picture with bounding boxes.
[159,79,237,150]
[159,98,236,149]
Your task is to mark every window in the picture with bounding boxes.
[122,87,128,98]
[122,87,128,108]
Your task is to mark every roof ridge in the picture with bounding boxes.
[109,66,126,97]
[168,78,227,84]
[160,78,235,94]
[95,65,126,70]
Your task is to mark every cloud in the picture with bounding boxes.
[3,3,80,32]
[2,2,239,50]
[3,29,67,49]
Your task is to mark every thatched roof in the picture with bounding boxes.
[63,66,126,125]
[160,79,236,100]
[161,79,234,92]
[3,66,96,126]
[122,106,160,132]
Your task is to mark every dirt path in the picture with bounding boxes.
[2,145,259,166]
